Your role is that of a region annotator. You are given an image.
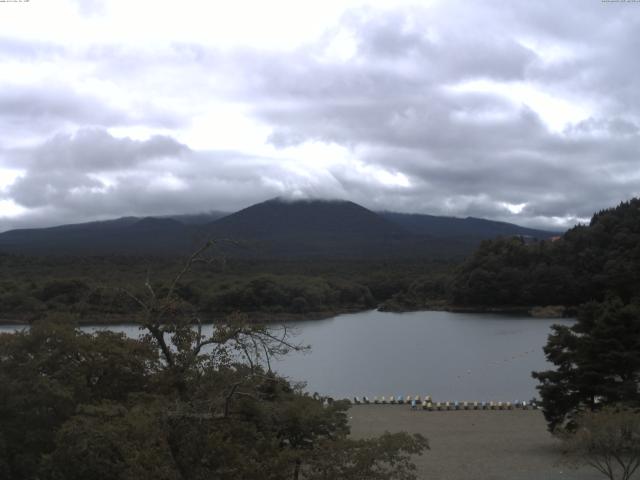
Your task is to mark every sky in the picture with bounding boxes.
[0,0,639,232]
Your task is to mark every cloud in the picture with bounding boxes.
[233,4,640,227]
[0,129,348,231]
[71,0,106,17]
[1,1,640,231]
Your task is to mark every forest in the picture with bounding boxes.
[451,198,640,308]
[0,254,452,324]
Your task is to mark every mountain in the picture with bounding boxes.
[0,217,193,255]
[165,211,227,225]
[379,211,557,240]
[199,198,412,258]
[0,198,557,258]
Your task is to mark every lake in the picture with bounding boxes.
[0,309,572,402]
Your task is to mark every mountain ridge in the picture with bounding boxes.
[0,198,558,258]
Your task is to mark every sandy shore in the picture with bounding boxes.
[349,405,602,480]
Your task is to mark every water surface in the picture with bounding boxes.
[0,310,571,401]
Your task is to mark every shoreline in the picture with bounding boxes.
[380,303,574,318]
[0,308,363,327]
[0,303,574,327]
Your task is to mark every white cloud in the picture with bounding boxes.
[0,0,639,231]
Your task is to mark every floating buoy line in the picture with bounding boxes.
[344,395,539,410]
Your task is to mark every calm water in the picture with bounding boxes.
[0,310,572,401]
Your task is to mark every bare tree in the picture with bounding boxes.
[120,240,307,400]
[562,406,640,480]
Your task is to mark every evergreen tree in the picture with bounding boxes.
[533,298,640,431]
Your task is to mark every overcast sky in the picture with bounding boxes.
[0,0,639,231]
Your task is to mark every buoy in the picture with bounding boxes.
[354,396,360,405]
[397,395,403,404]
[497,401,503,410]
[363,396,369,404]
[390,396,396,404]
[373,396,379,404]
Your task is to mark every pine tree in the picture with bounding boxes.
[533,298,640,431]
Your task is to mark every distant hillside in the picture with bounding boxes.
[200,198,415,258]
[0,217,193,255]
[0,198,556,258]
[451,198,640,307]
[379,212,557,240]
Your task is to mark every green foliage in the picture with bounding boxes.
[0,320,158,479]
[303,432,429,480]
[532,298,640,432]
[0,246,429,479]
[452,198,640,307]
[379,274,449,311]
[204,274,375,314]
[0,254,454,322]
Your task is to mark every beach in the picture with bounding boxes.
[349,405,603,480]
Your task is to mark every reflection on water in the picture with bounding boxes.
[0,309,572,401]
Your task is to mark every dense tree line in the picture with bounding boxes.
[0,255,453,322]
[452,198,640,307]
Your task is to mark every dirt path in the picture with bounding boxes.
[349,405,604,480]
